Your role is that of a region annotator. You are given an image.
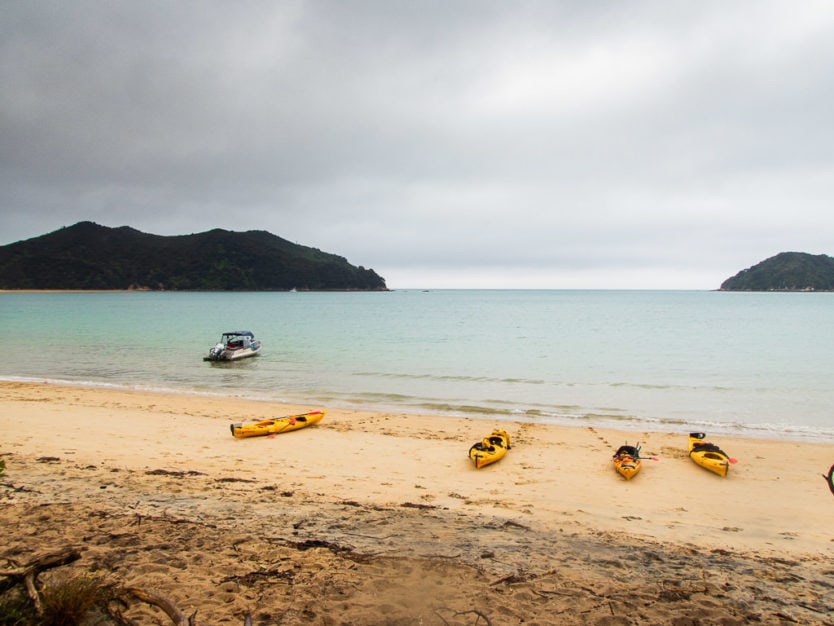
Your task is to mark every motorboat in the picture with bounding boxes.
[204,331,262,362]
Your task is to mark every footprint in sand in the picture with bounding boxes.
[661,446,689,460]
[587,426,610,447]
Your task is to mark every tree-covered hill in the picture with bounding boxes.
[720,252,834,291]
[0,222,387,291]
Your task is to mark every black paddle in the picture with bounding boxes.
[823,464,834,495]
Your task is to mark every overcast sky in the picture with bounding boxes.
[2,1,833,289]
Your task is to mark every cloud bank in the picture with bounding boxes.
[2,1,833,288]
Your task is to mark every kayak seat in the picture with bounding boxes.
[692,442,728,457]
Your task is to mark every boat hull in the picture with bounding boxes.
[230,410,325,438]
[688,432,730,477]
[468,429,511,469]
[204,342,262,361]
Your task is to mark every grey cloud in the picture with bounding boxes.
[2,1,833,288]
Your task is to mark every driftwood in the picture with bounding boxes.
[124,587,191,625]
[455,609,493,625]
[121,587,254,626]
[0,547,256,626]
[0,547,81,615]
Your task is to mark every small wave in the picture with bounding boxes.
[6,376,833,444]
[355,372,745,394]
[0,375,279,404]
[607,381,738,392]
[353,371,547,385]
[416,403,512,416]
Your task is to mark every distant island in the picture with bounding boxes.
[720,252,834,292]
[0,221,387,291]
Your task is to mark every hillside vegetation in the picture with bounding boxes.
[0,222,387,291]
[720,252,834,291]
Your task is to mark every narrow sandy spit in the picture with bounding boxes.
[2,381,833,624]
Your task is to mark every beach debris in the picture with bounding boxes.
[401,501,440,510]
[146,468,206,478]
[0,547,81,616]
[124,586,193,625]
[0,547,253,625]
[500,519,530,530]
[0,481,36,495]
[490,571,534,586]
[451,608,494,625]
[215,476,257,483]
[220,568,295,586]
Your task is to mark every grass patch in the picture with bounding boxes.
[40,573,118,626]
[0,585,36,625]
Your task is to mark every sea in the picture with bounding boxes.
[1,290,833,443]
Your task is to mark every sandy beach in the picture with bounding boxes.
[1,381,833,624]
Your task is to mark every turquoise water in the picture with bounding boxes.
[1,290,833,442]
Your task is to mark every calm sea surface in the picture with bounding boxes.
[1,290,833,442]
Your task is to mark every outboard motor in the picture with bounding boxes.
[209,342,225,359]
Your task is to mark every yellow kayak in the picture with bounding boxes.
[688,432,733,477]
[612,444,642,480]
[230,410,325,438]
[468,429,511,469]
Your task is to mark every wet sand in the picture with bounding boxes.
[1,381,833,624]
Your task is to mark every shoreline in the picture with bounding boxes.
[3,375,833,447]
[2,381,833,623]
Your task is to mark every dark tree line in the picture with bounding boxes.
[720,252,834,291]
[0,222,387,291]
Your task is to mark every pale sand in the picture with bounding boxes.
[1,381,833,624]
